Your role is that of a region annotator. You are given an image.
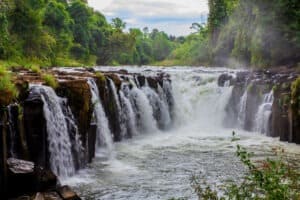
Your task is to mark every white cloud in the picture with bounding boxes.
[88,0,209,36]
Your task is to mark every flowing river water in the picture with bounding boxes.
[61,66,300,200]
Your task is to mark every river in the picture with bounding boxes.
[62,66,300,200]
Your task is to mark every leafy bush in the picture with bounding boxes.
[190,133,300,199]
[0,66,18,106]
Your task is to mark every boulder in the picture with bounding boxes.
[218,73,233,87]
[7,158,57,198]
[56,186,81,200]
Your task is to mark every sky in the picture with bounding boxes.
[88,0,209,36]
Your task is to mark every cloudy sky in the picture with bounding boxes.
[88,0,209,36]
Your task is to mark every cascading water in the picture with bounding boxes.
[65,67,300,200]
[171,72,233,128]
[237,89,248,128]
[31,85,75,178]
[108,78,127,138]
[129,86,158,133]
[142,84,171,129]
[254,90,274,135]
[61,99,85,169]
[87,79,114,156]
[119,90,138,136]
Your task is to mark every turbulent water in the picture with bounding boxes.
[30,85,76,178]
[63,66,300,200]
[88,79,114,155]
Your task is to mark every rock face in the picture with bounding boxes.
[222,67,300,143]
[6,158,57,198]
[0,68,171,199]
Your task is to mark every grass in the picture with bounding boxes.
[42,73,58,89]
[0,66,18,106]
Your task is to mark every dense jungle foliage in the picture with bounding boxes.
[0,0,178,67]
[0,0,299,68]
[206,0,300,68]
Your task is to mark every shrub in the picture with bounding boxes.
[190,132,300,200]
[42,73,58,89]
[95,72,106,82]
[30,64,41,74]
[0,66,18,106]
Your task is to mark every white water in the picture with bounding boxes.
[64,66,300,199]
[87,79,114,156]
[61,99,85,168]
[31,85,75,179]
[254,90,274,135]
[119,90,138,136]
[238,89,248,128]
[142,85,171,129]
[129,86,158,133]
[108,78,127,139]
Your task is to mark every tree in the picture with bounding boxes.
[111,17,126,31]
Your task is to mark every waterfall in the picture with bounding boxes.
[129,86,158,133]
[237,90,248,128]
[61,99,85,169]
[87,79,114,155]
[142,85,171,130]
[7,104,17,158]
[119,90,138,136]
[108,78,127,138]
[162,80,175,118]
[171,72,233,128]
[31,85,75,178]
[254,91,274,135]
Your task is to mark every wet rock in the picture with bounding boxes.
[227,68,300,142]
[24,89,48,168]
[56,80,93,165]
[136,75,146,87]
[6,158,57,198]
[147,77,159,89]
[0,111,8,198]
[87,123,97,163]
[106,73,122,90]
[7,158,34,174]
[43,192,63,200]
[218,74,233,87]
[34,192,45,200]
[56,186,81,200]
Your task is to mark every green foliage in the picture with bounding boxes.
[95,72,106,82]
[42,73,58,89]
[29,64,41,74]
[168,25,210,66]
[189,133,300,199]
[0,0,172,67]
[0,66,18,106]
[208,0,300,67]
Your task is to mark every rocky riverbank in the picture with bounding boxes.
[0,66,299,199]
[219,67,300,143]
[0,67,172,199]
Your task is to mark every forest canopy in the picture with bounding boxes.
[0,0,299,68]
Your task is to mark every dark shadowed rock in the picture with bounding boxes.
[218,74,233,87]
[24,89,48,169]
